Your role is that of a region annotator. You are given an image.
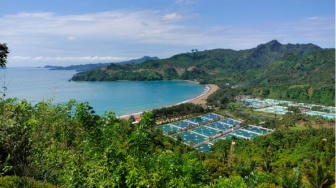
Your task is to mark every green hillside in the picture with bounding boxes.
[71,40,334,105]
[72,40,323,82]
[234,49,335,105]
[238,49,335,87]
[0,99,334,187]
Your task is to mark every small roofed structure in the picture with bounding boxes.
[132,117,141,124]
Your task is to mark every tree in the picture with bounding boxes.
[227,141,236,171]
[305,163,334,188]
[74,102,99,130]
[210,176,247,188]
[280,168,305,188]
[0,43,9,67]
[139,111,155,130]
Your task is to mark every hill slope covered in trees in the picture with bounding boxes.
[72,40,323,82]
[0,99,334,187]
[71,40,334,105]
[234,49,335,105]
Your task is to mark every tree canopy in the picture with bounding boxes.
[0,43,9,67]
[0,98,334,187]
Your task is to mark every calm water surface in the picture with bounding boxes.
[0,67,205,116]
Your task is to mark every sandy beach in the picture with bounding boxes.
[121,83,219,120]
[189,84,219,106]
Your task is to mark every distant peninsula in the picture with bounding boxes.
[44,56,159,72]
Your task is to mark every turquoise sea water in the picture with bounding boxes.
[0,67,205,116]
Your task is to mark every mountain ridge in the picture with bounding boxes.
[70,40,335,105]
[71,40,325,83]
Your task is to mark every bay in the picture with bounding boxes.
[0,67,205,116]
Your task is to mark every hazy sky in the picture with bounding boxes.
[0,0,334,67]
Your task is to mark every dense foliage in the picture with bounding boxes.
[0,99,202,187]
[238,49,334,87]
[211,48,334,106]
[0,43,9,67]
[152,103,206,121]
[234,49,335,105]
[72,40,323,82]
[208,128,335,187]
[0,98,334,187]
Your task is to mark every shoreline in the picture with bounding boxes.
[188,84,219,106]
[120,83,219,120]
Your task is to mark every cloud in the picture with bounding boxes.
[141,21,148,26]
[10,55,130,62]
[162,13,183,22]
[175,0,195,5]
[8,55,132,66]
[67,36,77,41]
[0,10,334,67]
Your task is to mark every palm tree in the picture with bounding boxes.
[0,43,9,67]
[305,163,334,188]
[139,111,155,130]
[281,168,304,188]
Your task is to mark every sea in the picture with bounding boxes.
[0,67,205,116]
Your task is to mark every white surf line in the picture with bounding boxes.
[119,111,143,119]
[239,128,262,135]
[121,84,210,118]
[248,124,274,131]
[179,84,210,104]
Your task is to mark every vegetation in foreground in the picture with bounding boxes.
[0,98,334,187]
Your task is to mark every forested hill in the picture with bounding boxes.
[237,49,335,87]
[71,40,323,82]
[235,49,335,105]
[71,40,335,105]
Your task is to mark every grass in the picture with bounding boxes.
[237,107,278,119]
[289,126,309,131]
[295,119,334,129]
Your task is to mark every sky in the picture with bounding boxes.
[0,0,334,67]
